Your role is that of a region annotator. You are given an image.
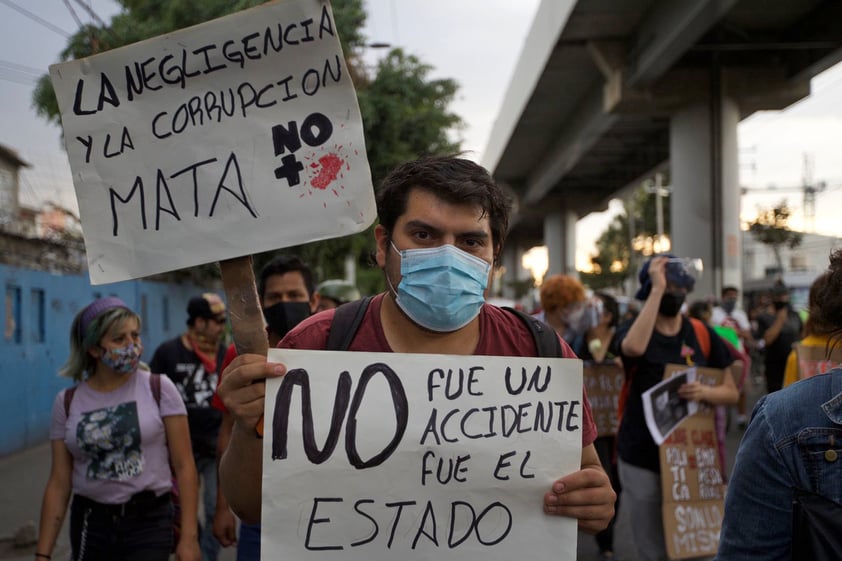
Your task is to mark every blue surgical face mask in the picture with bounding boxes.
[389,242,491,332]
[100,342,142,375]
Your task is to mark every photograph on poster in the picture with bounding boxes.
[642,367,698,445]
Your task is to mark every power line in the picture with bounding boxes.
[0,72,38,86]
[0,0,71,38]
[62,0,84,29]
[71,0,107,28]
[0,59,42,86]
[0,59,43,75]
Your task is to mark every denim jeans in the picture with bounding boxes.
[236,522,261,561]
[70,492,172,561]
[195,455,220,561]
[715,369,842,561]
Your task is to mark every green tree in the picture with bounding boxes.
[581,179,672,290]
[747,200,803,275]
[32,0,461,294]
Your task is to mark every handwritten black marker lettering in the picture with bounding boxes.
[385,501,417,548]
[169,158,217,217]
[109,177,146,236]
[504,365,551,395]
[76,135,93,163]
[350,499,378,547]
[427,366,484,401]
[421,450,470,486]
[101,127,135,159]
[209,152,258,218]
[412,501,439,548]
[304,498,343,551]
[73,73,120,116]
[345,363,408,468]
[271,368,351,463]
[154,170,180,230]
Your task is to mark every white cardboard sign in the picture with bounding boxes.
[50,0,375,284]
[262,349,584,561]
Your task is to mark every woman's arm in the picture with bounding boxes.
[621,257,667,357]
[165,415,201,561]
[35,440,73,559]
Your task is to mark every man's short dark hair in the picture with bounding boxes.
[376,155,512,264]
[721,286,739,297]
[258,254,315,300]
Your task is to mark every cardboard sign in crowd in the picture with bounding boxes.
[582,362,624,437]
[50,0,375,284]
[262,350,585,561]
[659,365,727,560]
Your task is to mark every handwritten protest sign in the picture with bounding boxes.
[50,0,375,284]
[262,349,584,561]
[583,362,623,436]
[659,365,726,560]
[795,342,842,380]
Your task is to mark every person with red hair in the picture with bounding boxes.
[536,273,589,346]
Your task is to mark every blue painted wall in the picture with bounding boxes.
[0,264,215,456]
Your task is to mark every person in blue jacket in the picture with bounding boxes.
[716,249,842,561]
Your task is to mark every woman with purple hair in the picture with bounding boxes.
[36,297,201,561]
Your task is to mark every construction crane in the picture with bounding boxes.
[741,154,840,232]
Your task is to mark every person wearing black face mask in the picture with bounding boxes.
[613,255,739,561]
[711,286,754,427]
[210,254,319,561]
[756,283,803,394]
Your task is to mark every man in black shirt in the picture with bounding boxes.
[756,283,803,393]
[150,293,227,561]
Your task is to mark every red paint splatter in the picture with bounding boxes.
[311,153,344,190]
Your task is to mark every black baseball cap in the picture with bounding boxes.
[187,293,227,324]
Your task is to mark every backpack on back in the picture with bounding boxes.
[326,297,563,357]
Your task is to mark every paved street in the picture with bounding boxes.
[0,376,765,561]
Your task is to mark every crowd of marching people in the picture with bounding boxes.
[35,155,840,561]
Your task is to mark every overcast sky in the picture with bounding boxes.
[1,0,840,270]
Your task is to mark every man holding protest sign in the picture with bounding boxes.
[218,156,616,544]
[212,254,319,560]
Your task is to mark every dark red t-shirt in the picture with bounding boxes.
[280,293,597,447]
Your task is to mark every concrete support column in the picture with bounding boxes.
[544,208,578,277]
[670,96,741,299]
[499,244,521,300]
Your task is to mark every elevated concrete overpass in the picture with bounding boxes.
[484,0,842,298]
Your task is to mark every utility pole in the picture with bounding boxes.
[645,173,671,253]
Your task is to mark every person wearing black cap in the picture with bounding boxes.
[614,255,738,561]
[150,293,228,561]
[755,282,803,393]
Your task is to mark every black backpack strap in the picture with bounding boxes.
[63,386,78,417]
[150,373,162,407]
[503,307,563,358]
[326,296,373,351]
